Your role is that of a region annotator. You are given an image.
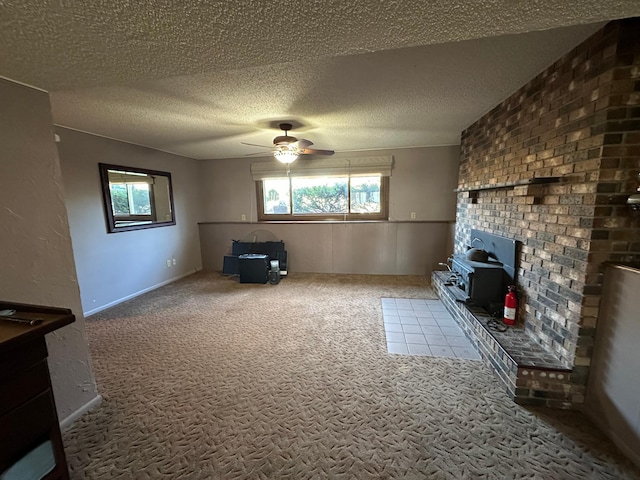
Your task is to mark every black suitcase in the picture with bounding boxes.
[238,254,269,284]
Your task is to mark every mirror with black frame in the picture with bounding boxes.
[99,163,176,233]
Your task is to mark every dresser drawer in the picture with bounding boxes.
[0,339,47,383]
[0,360,50,417]
[0,389,56,472]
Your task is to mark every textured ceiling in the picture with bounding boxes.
[2,1,640,159]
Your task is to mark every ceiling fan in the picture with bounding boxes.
[242,123,334,163]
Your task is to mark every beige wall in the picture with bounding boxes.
[388,146,459,221]
[585,263,640,468]
[199,146,459,275]
[200,221,452,275]
[0,78,100,422]
[58,128,204,316]
[200,146,459,222]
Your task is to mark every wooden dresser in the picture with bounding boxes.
[0,301,74,480]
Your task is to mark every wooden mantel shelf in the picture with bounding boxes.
[455,176,562,193]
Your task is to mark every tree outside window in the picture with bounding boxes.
[109,183,153,218]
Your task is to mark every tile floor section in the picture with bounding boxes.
[382,298,482,360]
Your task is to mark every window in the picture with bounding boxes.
[110,181,152,218]
[258,175,388,220]
[253,156,392,221]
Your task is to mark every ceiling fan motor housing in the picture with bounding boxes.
[273,135,297,146]
[274,123,296,146]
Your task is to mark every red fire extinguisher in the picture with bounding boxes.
[503,285,517,326]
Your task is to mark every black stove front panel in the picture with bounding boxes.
[469,229,517,285]
[451,255,504,306]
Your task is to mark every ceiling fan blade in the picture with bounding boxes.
[244,151,274,156]
[293,138,313,149]
[299,148,335,155]
[241,141,274,148]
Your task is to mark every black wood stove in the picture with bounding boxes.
[450,229,518,310]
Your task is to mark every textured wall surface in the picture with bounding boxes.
[0,79,100,421]
[456,19,640,401]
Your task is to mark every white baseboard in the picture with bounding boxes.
[595,422,640,468]
[83,269,201,317]
[60,394,103,432]
[582,405,640,469]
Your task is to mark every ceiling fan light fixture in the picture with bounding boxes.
[274,149,298,164]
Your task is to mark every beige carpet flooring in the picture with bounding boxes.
[63,272,640,479]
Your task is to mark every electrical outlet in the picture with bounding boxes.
[411,212,416,219]
[241,214,246,221]
[172,258,176,266]
[166,259,171,267]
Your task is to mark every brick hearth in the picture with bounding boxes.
[433,271,578,408]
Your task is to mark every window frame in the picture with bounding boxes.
[109,182,157,222]
[256,175,389,221]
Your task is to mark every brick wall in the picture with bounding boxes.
[456,18,640,395]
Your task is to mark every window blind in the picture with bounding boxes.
[250,155,393,181]
[108,171,155,184]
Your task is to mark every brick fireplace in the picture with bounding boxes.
[435,18,640,408]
